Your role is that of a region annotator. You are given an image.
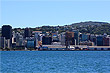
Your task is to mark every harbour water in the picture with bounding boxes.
[1,51,110,73]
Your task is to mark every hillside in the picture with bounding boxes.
[65,21,110,35]
[12,21,110,35]
[69,21,109,27]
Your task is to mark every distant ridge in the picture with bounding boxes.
[69,21,110,27]
[2,21,110,36]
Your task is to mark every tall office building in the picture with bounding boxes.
[0,37,6,49]
[60,32,65,45]
[65,32,74,48]
[90,34,97,45]
[24,28,30,38]
[16,32,24,46]
[34,31,42,47]
[97,36,103,46]
[2,25,12,39]
[73,30,79,45]
[2,25,12,48]
[81,34,88,41]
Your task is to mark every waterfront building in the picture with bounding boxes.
[79,33,82,42]
[46,45,66,50]
[19,36,24,46]
[26,37,35,48]
[42,36,52,45]
[34,31,42,41]
[0,37,5,49]
[2,25,12,39]
[97,36,103,46]
[90,34,97,45]
[59,34,61,42]
[27,40,35,48]
[2,25,12,48]
[60,32,65,45]
[81,34,88,41]
[16,32,20,46]
[24,28,30,38]
[88,46,110,50]
[79,41,94,46]
[12,31,16,44]
[72,30,79,45]
[86,33,91,40]
[52,32,59,42]
[13,32,25,48]
[34,31,42,47]
[65,32,74,48]
[5,39,11,48]
[103,37,110,46]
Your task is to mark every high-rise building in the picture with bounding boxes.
[81,34,88,41]
[2,25,12,39]
[65,32,74,48]
[34,31,42,47]
[0,37,5,49]
[24,28,30,38]
[16,32,24,46]
[73,30,79,45]
[60,32,65,45]
[2,25,12,48]
[12,31,16,43]
[90,34,97,45]
[97,36,103,46]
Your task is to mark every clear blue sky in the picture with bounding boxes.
[1,0,110,28]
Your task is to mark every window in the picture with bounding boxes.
[94,48,97,50]
[108,48,110,50]
[101,48,103,50]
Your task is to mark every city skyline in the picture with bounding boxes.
[1,0,110,28]
[1,0,110,73]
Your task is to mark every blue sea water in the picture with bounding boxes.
[0,51,110,73]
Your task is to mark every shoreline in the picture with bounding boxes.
[1,50,110,51]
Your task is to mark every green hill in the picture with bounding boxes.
[13,21,110,35]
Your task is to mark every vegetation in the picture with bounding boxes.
[78,24,110,35]
[13,21,110,35]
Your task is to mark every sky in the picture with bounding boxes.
[1,0,110,28]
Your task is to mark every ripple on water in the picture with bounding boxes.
[1,51,110,72]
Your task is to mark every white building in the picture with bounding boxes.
[16,32,24,46]
[12,31,16,44]
[60,32,65,45]
[5,39,11,48]
[34,31,42,47]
